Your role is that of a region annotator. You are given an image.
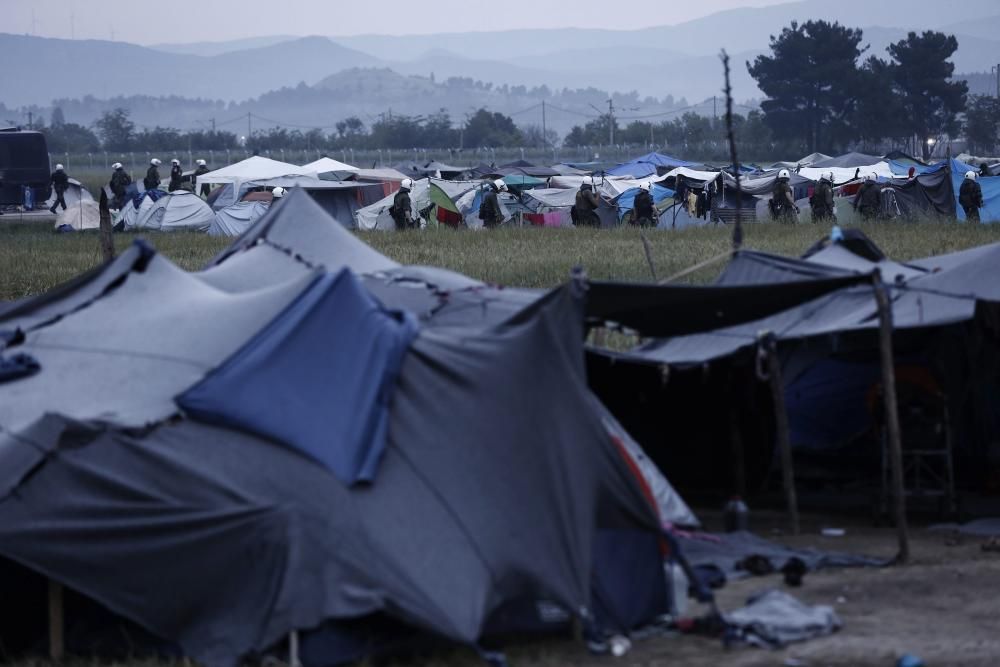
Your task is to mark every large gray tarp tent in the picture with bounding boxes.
[0,189,684,666]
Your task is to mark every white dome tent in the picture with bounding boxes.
[208,200,271,237]
[129,191,215,232]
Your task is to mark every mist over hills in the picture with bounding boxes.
[2,0,996,135]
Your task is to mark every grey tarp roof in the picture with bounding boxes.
[620,239,1000,366]
[808,152,882,169]
[209,188,400,274]
[0,247,663,666]
[208,200,270,237]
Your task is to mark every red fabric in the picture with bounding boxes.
[436,207,463,227]
[609,434,670,557]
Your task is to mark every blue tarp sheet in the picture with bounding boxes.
[606,152,698,178]
[951,159,1000,223]
[178,268,418,484]
[615,184,675,221]
[888,160,946,176]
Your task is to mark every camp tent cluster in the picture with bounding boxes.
[49,150,998,235]
[6,184,1000,665]
[0,188,713,666]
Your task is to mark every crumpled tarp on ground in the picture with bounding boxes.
[677,530,888,581]
[725,589,841,648]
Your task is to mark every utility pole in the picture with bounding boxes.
[247,112,252,144]
[27,111,32,130]
[211,117,216,132]
[995,64,999,99]
[713,96,717,119]
[608,98,615,146]
[542,100,547,148]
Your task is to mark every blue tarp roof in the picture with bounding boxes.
[605,152,698,178]
[951,159,1000,223]
[178,268,418,484]
[888,160,946,176]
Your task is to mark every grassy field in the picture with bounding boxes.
[2,220,1000,302]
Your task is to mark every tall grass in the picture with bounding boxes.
[2,221,999,302]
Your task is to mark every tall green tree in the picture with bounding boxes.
[462,109,522,147]
[851,56,904,150]
[887,31,968,159]
[964,95,1000,155]
[748,20,866,153]
[94,108,135,151]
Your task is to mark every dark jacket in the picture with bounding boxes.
[110,169,132,197]
[633,189,654,223]
[481,189,503,226]
[144,166,160,191]
[573,188,600,226]
[51,170,69,193]
[854,181,880,214]
[390,189,413,228]
[810,181,834,217]
[959,180,984,210]
[168,165,183,191]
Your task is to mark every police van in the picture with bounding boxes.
[0,128,51,207]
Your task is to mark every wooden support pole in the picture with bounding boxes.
[762,333,800,535]
[873,272,911,564]
[48,579,64,661]
[98,187,115,262]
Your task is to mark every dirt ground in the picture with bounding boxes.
[503,510,1000,667]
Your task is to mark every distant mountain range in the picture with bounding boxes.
[1,0,997,134]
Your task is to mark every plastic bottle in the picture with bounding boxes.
[723,496,749,533]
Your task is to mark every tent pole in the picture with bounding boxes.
[48,580,64,660]
[761,333,799,535]
[289,630,301,667]
[873,271,910,564]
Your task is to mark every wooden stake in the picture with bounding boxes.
[98,187,115,262]
[873,272,910,564]
[762,333,800,535]
[639,231,657,281]
[48,579,64,661]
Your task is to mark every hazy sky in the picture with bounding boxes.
[6,0,792,43]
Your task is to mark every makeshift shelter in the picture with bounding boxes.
[0,188,690,666]
[520,188,577,227]
[606,152,698,179]
[585,232,1000,497]
[301,157,360,180]
[238,177,384,228]
[809,152,883,169]
[196,156,306,209]
[354,179,431,231]
[767,153,832,170]
[208,200,270,237]
[128,191,215,232]
[353,168,410,197]
[498,160,560,178]
[950,159,1000,223]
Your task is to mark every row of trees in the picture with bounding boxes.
[36,107,554,153]
[746,22,968,158]
[564,111,774,160]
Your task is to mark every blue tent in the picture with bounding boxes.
[950,159,1000,223]
[605,152,698,178]
[615,184,675,222]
